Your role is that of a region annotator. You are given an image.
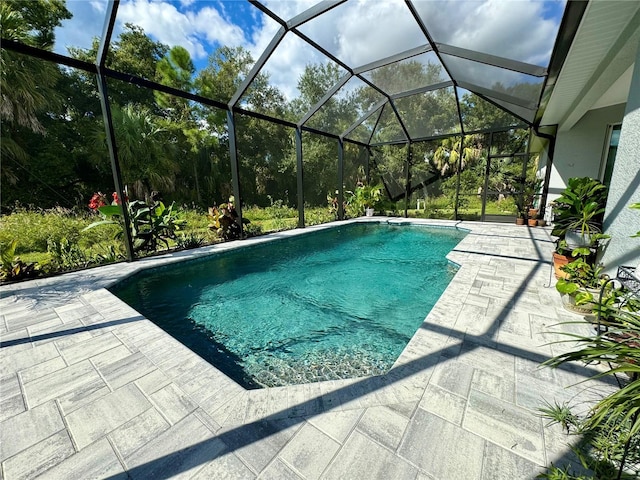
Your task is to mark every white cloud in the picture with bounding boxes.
[118,0,207,59]
[54,1,108,55]
[312,0,425,68]
[55,0,564,103]
[90,0,108,14]
[254,32,329,100]
[412,0,559,66]
[262,0,320,22]
[117,0,247,61]
[248,0,421,99]
[262,0,560,97]
[186,6,245,48]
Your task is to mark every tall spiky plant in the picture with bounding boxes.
[543,310,640,478]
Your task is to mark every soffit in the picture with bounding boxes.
[541,0,640,130]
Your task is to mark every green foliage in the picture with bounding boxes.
[557,259,608,291]
[440,169,481,210]
[104,105,179,200]
[542,310,640,479]
[175,233,204,249]
[304,207,334,226]
[461,92,524,130]
[244,205,289,221]
[47,237,89,270]
[551,178,608,239]
[93,245,125,264]
[70,24,167,108]
[196,46,290,209]
[538,407,640,479]
[243,223,263,238]
[539,400,578,433]
[0,0,70,191]
[155,46,195,108]
[84,200,186,253]
[347,184,383,215]
[0,239,40,281]
[537,463,591,480]
[260,217,297,232]
[264,199,297,219]
[0,207,96,253]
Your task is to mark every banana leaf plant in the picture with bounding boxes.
[84,200,186,253]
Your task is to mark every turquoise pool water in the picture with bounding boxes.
[111,223,466,388]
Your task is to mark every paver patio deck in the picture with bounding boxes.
[0,219,616,479]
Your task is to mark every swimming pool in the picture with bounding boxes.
[111,222,466,388]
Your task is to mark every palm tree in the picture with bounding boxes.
[0,1,67,179]
[431,135,482,177]
[101,104,180,200]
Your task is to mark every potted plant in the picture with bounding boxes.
[551,177,608,247]
[524,178,543,221]
[551,177,609,276]
[353,184,383,217]
[552,239,575,279]
[555,258,610,314]
[512,176,542,225]
[514,189,527,225]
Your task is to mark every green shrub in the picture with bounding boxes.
[243,206,271,222]
[91,245,125,264]
[265,200,297,219]
[305,207,334,226]
[1,239,40,281]
[541,310,640,479]
[47,238,90,270]
[244,223,263,237]
[256,217,297,232]
[0,208,92,254]
[485,196,517,215]
[84,200,187,253]
[175,233,205,249]
[180,209,211,231]
[78,222,123,250]
[244,202,297,222]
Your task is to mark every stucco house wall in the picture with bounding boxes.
[547,103,626,204]
[601,45,640,273]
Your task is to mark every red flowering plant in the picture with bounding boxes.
[112,192,127,205]
[83,190,185,253]
[88,192,108,211]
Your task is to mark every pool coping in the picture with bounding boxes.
[0,218,616,479]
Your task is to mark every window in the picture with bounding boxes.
[600,123,621,187]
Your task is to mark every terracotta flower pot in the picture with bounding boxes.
[553,252,574,279]
[516,217,525,225]
[528,218,537,227]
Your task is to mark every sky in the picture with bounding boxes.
[54,0,567,101]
